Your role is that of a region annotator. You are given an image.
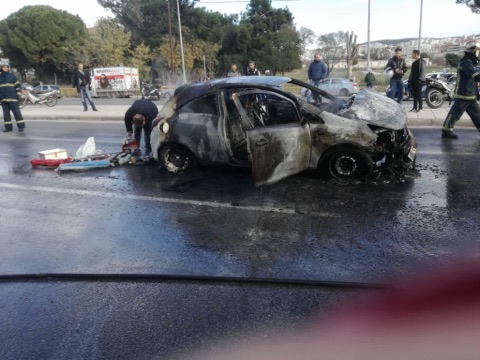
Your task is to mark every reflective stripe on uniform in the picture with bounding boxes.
[3,121,12,125]
[454,94,476,100]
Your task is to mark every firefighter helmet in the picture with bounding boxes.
[465,41,480,54]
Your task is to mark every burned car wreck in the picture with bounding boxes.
[151,76,417,186]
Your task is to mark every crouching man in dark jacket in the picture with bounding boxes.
[0,61,25,132]
[124,99,159,156]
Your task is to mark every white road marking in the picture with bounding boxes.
[0,183,337,218]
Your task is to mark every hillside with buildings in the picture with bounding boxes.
[305,34,480,70]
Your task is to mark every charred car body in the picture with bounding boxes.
[151,76,416,186]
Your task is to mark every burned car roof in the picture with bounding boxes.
[173,76,295,109]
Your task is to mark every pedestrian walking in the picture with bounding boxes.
[408,50,427,113]
[72,63,98,111]
[124,99,159,156]
[0,60,25,132]
[385,47,408,104]
[364,68,375,88]
[307,53,328,102]
[441,41,480,139]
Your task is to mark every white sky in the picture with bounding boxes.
[2,0,479,43]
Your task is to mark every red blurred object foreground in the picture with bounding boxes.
[30,157,74,167]
[189,258,480,360]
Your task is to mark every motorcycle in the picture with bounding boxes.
[141,82,161,100]
[141,82,172,100]
[18,89,58,109]
[424,77,453,109]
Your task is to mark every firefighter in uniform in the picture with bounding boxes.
[0,60,25,132]
[442,41,480,139]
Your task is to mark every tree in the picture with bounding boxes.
[316,31,347,74]
[299,27,316,52]
[445,53,461,68]
[0,5,87,83]
[232,0,301,74]
[456,0,480,14]
[345,31,358,80]
[88,18,131,67]
[99,0,228,79]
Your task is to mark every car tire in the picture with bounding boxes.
[160,144,197,173]
[322,147,373,180]
[425,89,444,109]
[339,88,349,97]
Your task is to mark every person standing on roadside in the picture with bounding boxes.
[72,63,98,112]
[124,99,159,156]
[245,61,260,76]
[441,41,480,139]
[385,47,408,104]
[0,60,25,132]
[408,50,427,113]
[307,53,328,102]
[227,64,241,77]
[364,68,375,88]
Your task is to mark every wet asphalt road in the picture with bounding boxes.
[1,122,480,359]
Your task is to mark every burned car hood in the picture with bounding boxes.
[337,89,407,130]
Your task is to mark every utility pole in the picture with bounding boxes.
[176,0,187,84]
[367,0,371,71]
[167,0,174,83]
[418,0,423,52]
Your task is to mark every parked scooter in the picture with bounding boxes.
[18,89,58,109]
[424,77,453,109]
[141,82,161,100]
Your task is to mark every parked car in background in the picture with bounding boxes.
[150,76,416,186]
[315,77,359,97]
[33,84,62,98]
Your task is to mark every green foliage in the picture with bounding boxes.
[0,5,87,82]
[0,0,306,83]
[88,18,131,67]
[445,53,461,68]
[217,0,302,75]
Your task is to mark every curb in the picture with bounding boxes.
[23,115,122,121]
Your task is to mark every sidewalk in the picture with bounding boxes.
[19,101,475,127]
[20,104,128,122]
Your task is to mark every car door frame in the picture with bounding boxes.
[229,88,311,186]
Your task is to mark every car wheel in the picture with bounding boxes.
[160,144,196,173]
[324,147,373,180]
[339,88,349,97]
[425,89,443,109]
